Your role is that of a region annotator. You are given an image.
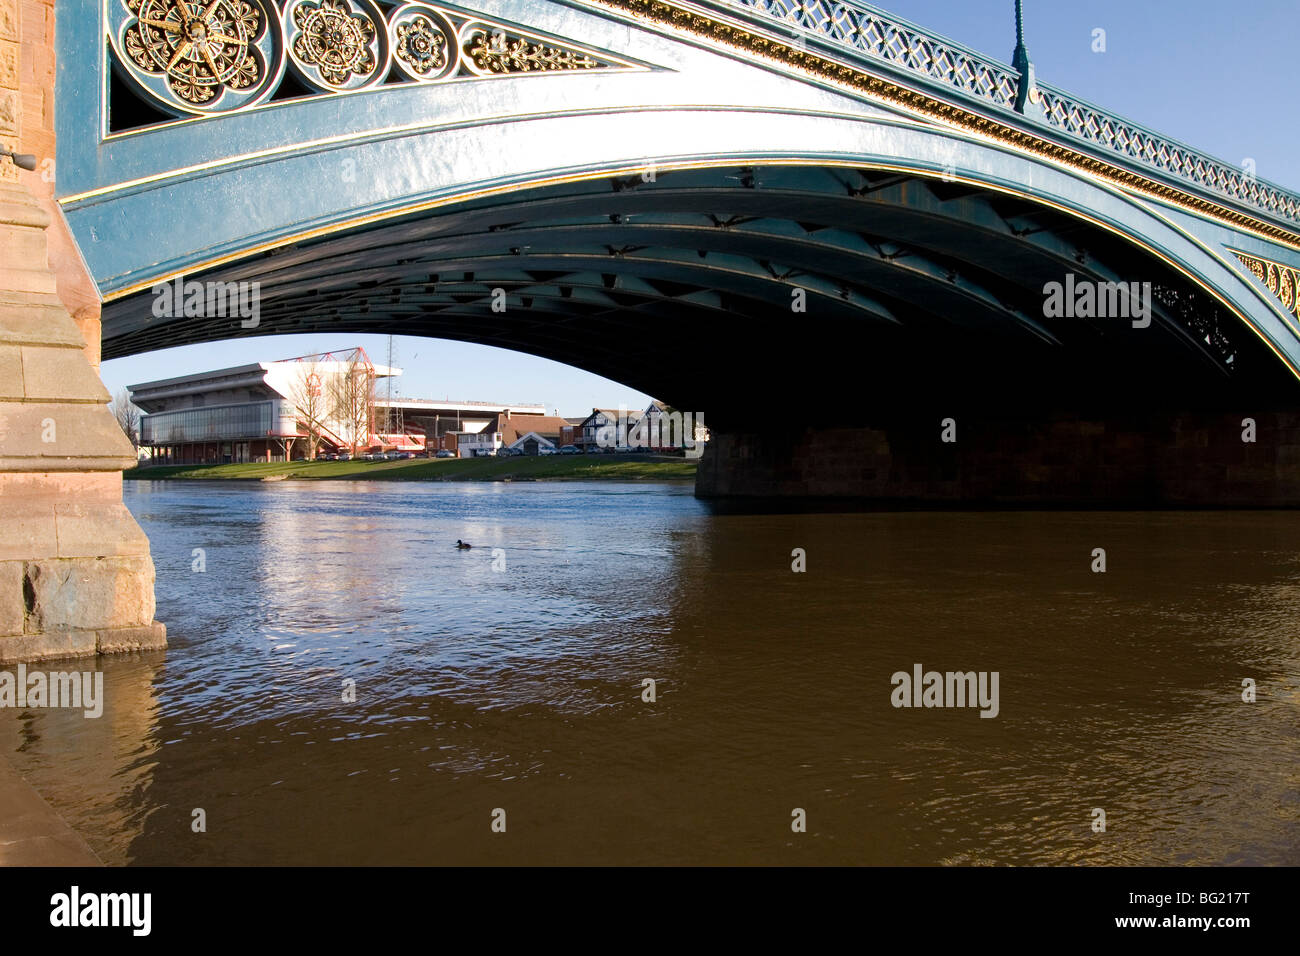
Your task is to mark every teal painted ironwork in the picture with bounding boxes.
[710,0,1300,224]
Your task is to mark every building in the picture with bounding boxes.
[508,432,558,455]
[558,418,586,448]
[574,408,642,453]
[627,401,710,454]
[130,350,546,465]
[130,350,398,464]
[564,403,709,455]
[386,397,546,449]
[456,409,572,457]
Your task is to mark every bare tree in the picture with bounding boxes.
[286,360,332,460]
[110,388,140,451]
[328,351,375,454]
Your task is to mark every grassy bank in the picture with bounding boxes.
[125,454,698,482]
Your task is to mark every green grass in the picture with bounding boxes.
[124,454,698,483]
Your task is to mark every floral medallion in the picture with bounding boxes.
[388,3,458,82]
[284,0,388,92]
[111,0,284,115]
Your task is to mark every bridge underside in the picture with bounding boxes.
[97,163,1300,505]
[102,163,1296,411]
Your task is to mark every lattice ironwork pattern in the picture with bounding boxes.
[740,0,1020,108]
[718,0,1300,225]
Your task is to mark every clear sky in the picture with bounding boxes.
[100,0,1300,417]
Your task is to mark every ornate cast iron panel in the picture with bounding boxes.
[115,0,286,112]
[1236,252,1300,321]
[107,0,638,119]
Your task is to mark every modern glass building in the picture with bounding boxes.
[129,353,398,465]
[130,351,550,465]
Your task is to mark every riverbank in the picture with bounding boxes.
[124,454,698,483]
[0,754,101,865]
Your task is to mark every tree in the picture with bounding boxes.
[287,360,331,460]
[110,389,140,451]
[327,351,375,454]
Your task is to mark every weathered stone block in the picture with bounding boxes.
[0,341,21,399]
[20,345,111,402]
[0,629,96,664]
[0,469,123,503]
[0,509,57,561]
[0,401,135,466]
[96,622,167,655]
[0,299,86,347]
[0,1,17,42]
[0,39,17,89]
[22,555,155,633]
[0,559,21,636]
[53,501,152,558]
[0,89,15,134]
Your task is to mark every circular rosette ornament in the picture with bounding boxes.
[110,0,285,116]
[284,0,390,92]
[387,3,458,82]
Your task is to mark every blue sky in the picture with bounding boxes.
[101,0,1300,417]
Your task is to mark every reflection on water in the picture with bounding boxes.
[4,480,1299,864]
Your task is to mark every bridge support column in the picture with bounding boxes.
[695,411,1300,507]
[0,183,165,663]
[0,0,164,663]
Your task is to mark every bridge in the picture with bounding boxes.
[3,0,1300,660]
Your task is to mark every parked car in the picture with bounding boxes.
[337,452,352,461]
[495,447,512,457]
[435,449,455,459]
[559,445,580,455]
[539,447,558,456]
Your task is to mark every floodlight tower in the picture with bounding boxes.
[385,335,403,444]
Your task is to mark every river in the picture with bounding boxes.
[3,480,1298,864]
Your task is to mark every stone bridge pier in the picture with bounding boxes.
[0,0,163,663]
[695,410,1300,508]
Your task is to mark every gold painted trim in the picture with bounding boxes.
[1233,250,1300,322]
[99,155,1300,383]
[584,0,1300,253]
[66,102,852,205]
[98,1,649,140]
[98,61,652,146]
[1134,201,1300,343]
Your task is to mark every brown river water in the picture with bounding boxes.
[3,480,1298,865]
